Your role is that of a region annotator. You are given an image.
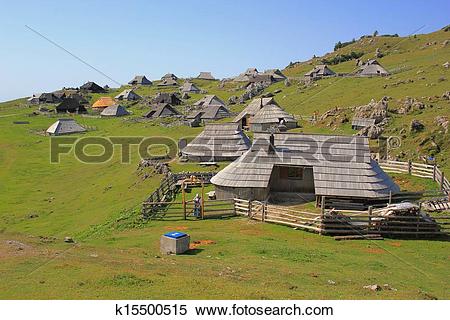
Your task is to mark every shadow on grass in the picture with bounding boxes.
[184,248,204,255]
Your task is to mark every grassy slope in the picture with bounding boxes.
[0,28,449,299]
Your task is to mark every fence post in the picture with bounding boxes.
[200,182,205,220]
[408,160,412,175]
[441,171,445,191]
[368,206,373,234]
[320,196,326,235]
[433,164,437,182]
[321,196,325,215]
[389,191,392,205]
[182,181,186,220]
[261,203,266,222]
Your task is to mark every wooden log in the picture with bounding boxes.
[334,234,383,241]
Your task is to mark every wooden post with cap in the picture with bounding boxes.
[182,180,186,220]
[201,181,205,219]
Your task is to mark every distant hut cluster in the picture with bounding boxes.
[234,68,287,85]
[181,123,251,161]
[304,65,336,79]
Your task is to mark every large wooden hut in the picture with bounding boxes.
[234,97,278,128]
[181,123,251,162]
[250,103,297,132]
[211,133,400,204]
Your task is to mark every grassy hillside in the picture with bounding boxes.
[0,27,449,299]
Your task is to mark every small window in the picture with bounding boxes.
[287,167,304,180]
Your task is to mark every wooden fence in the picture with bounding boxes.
[142,172,216,218]
[234,198,450,238]
[379,160,450,194]
[142,198,235,220]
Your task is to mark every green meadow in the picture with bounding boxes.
[0,27,449,299]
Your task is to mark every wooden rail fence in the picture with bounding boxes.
[234,198,450,238]
[142,171,215,218]
[379,160,449,194]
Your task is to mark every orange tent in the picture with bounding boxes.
[92,97,115,109]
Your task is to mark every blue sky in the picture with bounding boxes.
[0,0,449,102]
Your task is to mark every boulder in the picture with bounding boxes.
[284,79,291,87]
[442,91,450,100]
[375,48,383,58]
[435,116,449,133]
[363,284,381,292]
[357,125,384,139]
[227,95,238,105]
[354,98,388,123]
[64,237,74,243]
[410,119,425,132]
[397,97,425,114]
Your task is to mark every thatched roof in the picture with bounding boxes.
[305,65,335,77]
[179,82,201,93]
[194,95,225,107]
[357,60,390,76]
[182,123,251,161]
[251,104,297,126]
[197,72,216,80]
[115,89,142,101]
[92,97,115,109]
[46,119,86,135]
[143,103,181,118]
[234,97,278,123]
[128,75,152,85]
[211,133,400,198]
[100,105,130,117]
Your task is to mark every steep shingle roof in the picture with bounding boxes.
[211,133,400,198]
[182,123,251,161]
